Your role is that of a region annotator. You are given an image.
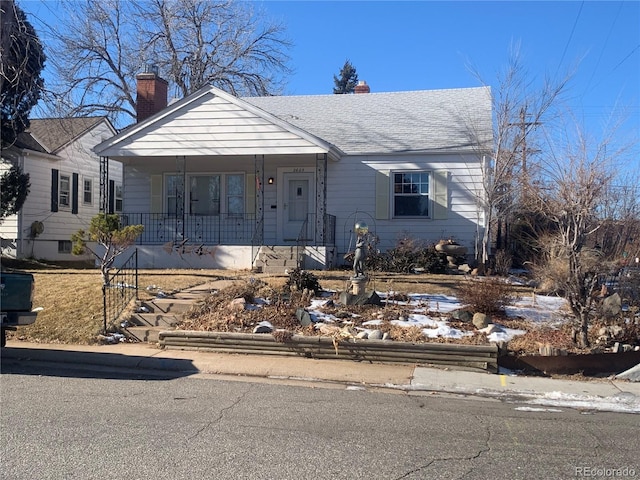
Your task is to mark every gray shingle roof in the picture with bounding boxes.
[16,117,105,154]
[244,86,492,155]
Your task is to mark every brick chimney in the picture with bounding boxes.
[136,65,168,122]
[354,80,370,94]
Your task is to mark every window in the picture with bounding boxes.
[189,175,220,215]
[115,184,123,212]
[226,174,244,215]
[58,240,72,254]
[59,174,71,208]
[167,175,184,216]
[393,171,430,217]
[83,178,93,204]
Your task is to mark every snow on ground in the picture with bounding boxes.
[306,291,570,344]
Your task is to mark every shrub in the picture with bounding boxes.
[457,277,515,315]
[285,268,322,295]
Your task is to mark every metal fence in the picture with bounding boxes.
[102,249,138,334]
[120,213,258,245]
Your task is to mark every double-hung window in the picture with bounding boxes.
[83,178,93,205]
[59,174,71,209]
[393,171,430,217]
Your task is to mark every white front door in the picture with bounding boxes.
[281,171,314,242]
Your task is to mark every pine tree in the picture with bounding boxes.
[0,0,46,148]
[333,59,358,94]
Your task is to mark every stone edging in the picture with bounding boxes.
[159,331,500,372]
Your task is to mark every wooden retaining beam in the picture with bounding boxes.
[159,331,500,373]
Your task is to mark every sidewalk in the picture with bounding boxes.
[2,340,639,413]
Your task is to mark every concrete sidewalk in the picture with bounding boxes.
[2,341,639,413]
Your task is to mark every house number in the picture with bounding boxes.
[292,168,305,173]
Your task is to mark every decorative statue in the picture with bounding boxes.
[353,235,367,277]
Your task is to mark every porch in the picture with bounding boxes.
[119,212,337,272]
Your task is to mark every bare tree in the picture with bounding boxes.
[38,0,291,128]
[465,46,572,267]
[530,120,634,348]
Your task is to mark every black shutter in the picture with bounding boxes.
[108,180,115,214]
[51,169,59,212]
[71,173,79,214]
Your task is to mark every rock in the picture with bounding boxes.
[458,264,472,273]
[338,290,382,306]
[601,293,622,317]
[356,331,369,339]
[252,321,273,334]
[368,329,383,340]
[229,297,246,311]
[296,308,313,326]
[472,312,490,329]
[479,323,502,334]
[451,310,473,323]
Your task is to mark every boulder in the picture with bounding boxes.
[601,293,622,317]
[451,309,473,323]
[472,312,490,329]
[368,329,383,340]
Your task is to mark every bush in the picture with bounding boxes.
[356,232,447,274]
[285,268,322,295]
[457,277,515,315]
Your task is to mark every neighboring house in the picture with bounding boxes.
[95,72,493,271]
[0,117,122,261]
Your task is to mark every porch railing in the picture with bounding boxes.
[120,213,257,245]
[118,212,336,247]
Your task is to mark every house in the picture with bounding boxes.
[0,117,121,261]
[94,72,493,272]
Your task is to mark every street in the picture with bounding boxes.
[2,359,639,480]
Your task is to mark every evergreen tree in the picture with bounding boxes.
[333,59,358,94]
[0,0,46,148]
[0,164,30,221]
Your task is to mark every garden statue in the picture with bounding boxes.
[353,236,366,277]
[352,221,369,279]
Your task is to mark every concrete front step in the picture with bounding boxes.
[129,312,181,328]
[140,298,194,314]
[123,326,167,344]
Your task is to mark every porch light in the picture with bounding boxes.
[268,177,274,185]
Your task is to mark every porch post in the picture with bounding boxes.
[255,154,264,241]
[315,153,327,244]
[99,156,109,213]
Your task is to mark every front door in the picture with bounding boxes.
[282,172,314,242]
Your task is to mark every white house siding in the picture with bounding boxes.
[326,153,485,259]
[3,120,123,261]
[101,92,328,158]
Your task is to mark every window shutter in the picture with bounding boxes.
[150,175,163,213]
[108,180,115,214]
[432,170,448,220]
[71,173,79,214]
[245,173,256,215]
[375,170,390,220]
[51,169,59,212]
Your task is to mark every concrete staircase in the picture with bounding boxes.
[254,245,301,275]
[122,283,218,343]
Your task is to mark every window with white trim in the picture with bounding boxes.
[226,174,244,215]
[83,178,93,204]
[393,171,430,217]
[59,174,71,209]
[115,184,123,212]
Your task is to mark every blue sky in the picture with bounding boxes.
[262,1,639,152]
[20,0,640,158]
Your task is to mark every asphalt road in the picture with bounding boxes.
[2,359,639,480]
